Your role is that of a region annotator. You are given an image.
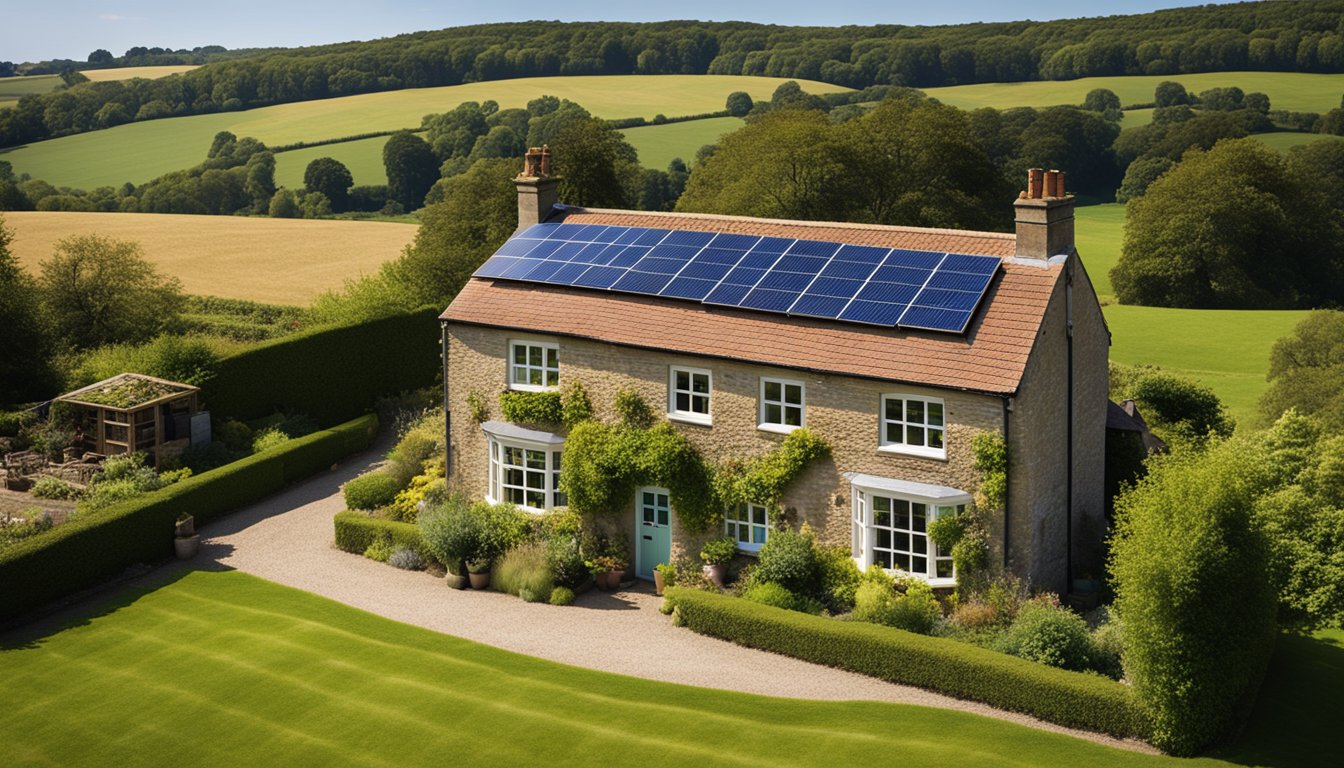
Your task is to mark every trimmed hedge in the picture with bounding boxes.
[202,308,440,426]
[0,414,378,622]
[663,588,1150,741]
[333,511,433,563]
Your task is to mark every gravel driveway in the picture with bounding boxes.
[175,437,1150,754]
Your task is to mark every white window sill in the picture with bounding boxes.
[668,412,712,427]
[757,422,802,435]
[733,544,763,556]
[878,444,947,461]
[924,577,957,589]
[508,383,558,393]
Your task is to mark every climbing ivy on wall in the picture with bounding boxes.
[497,380,592,429]
[927,431,1007,597]
[714,429,830,511]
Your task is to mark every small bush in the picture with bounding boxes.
[699,536,736,566]
[251,427,290,453]
[1091,617,1125,681]
[30,477,80,500]
[364,536,393,562]
[817,545,861,612]
[853,580,942,635]
[385,412,441,485]
[549,586,576,606]
[388,547,425,571]
[495,541,554,602]
[544,531,587,588]
[996,599,1096,672]
[216,419,254,452]
[0,509,53,547]
[343,471,401,510]
[949,600,1000,631]
[742,581,824,615]
[753,526,820,595]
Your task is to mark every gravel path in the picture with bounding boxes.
[174,438,1149,754]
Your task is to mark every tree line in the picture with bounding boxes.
[4,1,1344,148]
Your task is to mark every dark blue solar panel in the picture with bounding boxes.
[472,222,1000,335]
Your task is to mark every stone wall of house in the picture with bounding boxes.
[444,321,1003,565]
[1005,256,1109,594]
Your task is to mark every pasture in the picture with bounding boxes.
[2,211,415,305]
[1252,131,1337,153]
[922,71,1344,114]
[0,75,848,189]
[274,134,402,188]
[620,116,746,170]
[80,65,198,81]
[0,74,62,108]
[0,569,1269,767]
[1075,203,1304,424]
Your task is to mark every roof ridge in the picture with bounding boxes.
[567,206,1017,243]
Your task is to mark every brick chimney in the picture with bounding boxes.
[1013,168,1074,260]
[515,145,560,232]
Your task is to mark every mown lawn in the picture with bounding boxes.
[620,116,746,170]
[922,71,1344,114]
[0,569,1231,767]
[0,75,847,190]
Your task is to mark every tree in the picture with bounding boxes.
[87,49,114,66]
[268,189,300,218]
[383,131,439,211]
[725,91,753,116]
[1112,139,1344,309]
[1154,80,1189,107]
[383,157,516,308]
[1259,310,1344,432]
[244,152,276,213]
[1082,88,1120,112]
[303,157,353,211]
[1114,156,1174,202]
[37,235,185,349]
[299,191,331,218]
[550,117,636,208]
[0,216,55,404]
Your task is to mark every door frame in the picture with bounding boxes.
[634,486,672,580]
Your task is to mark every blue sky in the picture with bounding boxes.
[2,1,1237,64]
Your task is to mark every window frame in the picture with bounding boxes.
[851,485,968,588]
[725,502,771,554]
[507,339,560,392]
[878,393,948,460]
[667,365,713,426]
[758,376,806,433]
[486,435,565,513]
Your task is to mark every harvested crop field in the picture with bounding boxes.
[3,212,416,305]
[80,65,198,81]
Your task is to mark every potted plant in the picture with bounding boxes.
[700,536,736,588]
[589,555,626,591]
[174,514,199,559]
[467,559,492,590]
[653,562,676,596]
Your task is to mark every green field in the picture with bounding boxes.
[273,135,404,188]
[1075,204,1307,424]
[1252,131,1338,153]
[0,74,62,108]
[923,71,1344,113]
[620,116,746,170]
[1119,108,1155,128]
[0,75,848,190]
[3,568,1326,767]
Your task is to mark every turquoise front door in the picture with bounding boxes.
[635,487,672,580]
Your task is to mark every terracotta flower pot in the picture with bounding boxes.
[653,570,666,596]
[703,563,727,588]
[468,571,491,590]
[174,534,200,560]
[596,570,621,591]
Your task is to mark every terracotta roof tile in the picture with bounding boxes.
[443,210,1061,395]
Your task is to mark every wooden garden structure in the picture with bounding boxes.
[54,374,200,468]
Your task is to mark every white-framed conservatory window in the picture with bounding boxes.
[487,436,565,513]
[725,503,770,553]
[508,340,559,391]
[880,394,946,459]
[668,366,712,425]
[759,377,805,433]
[851,486,966,586]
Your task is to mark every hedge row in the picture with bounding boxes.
[202,308,441,426]
[663,588,1150,740]
[0,414,379,622]
[333,511,434,563]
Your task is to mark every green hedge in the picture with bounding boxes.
[0,414,379,622]
[333,511,433,563]
[663,588,1150,741]
[202,308,440,426]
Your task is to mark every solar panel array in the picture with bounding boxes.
[474,222,1001,334]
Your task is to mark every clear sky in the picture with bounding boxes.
[1,1,1239,64]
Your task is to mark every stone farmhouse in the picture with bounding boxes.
[441,152,1108,595]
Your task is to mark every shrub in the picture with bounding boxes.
[418,497,527,572]
[334,509,433,564]
[544,530,587,588]
[663,588,1148,740]
[613,387,654,428]
[387,461,444,523]
[549,586,575,606]
[78,453,184,513]
[216,418,254,452]
[343,471,401,510]
[817,544,862,612]
[0,509,53,547]
[1,415,378,620]
[388,547,425,570]
[752,526,820,596]
[1091,617,1125,681]
[699,536,736,566]
[853,580,942,635]
[742,581,824,615]
[996,599,1096,672]
[1110,438,1277,755]
[364,536,393,562]
[495,541,555,602]
[949,600,1000,631]
[30,476,80,500]
[385,412,441,485]
[498,391,562,426]
[250,427,290,453]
